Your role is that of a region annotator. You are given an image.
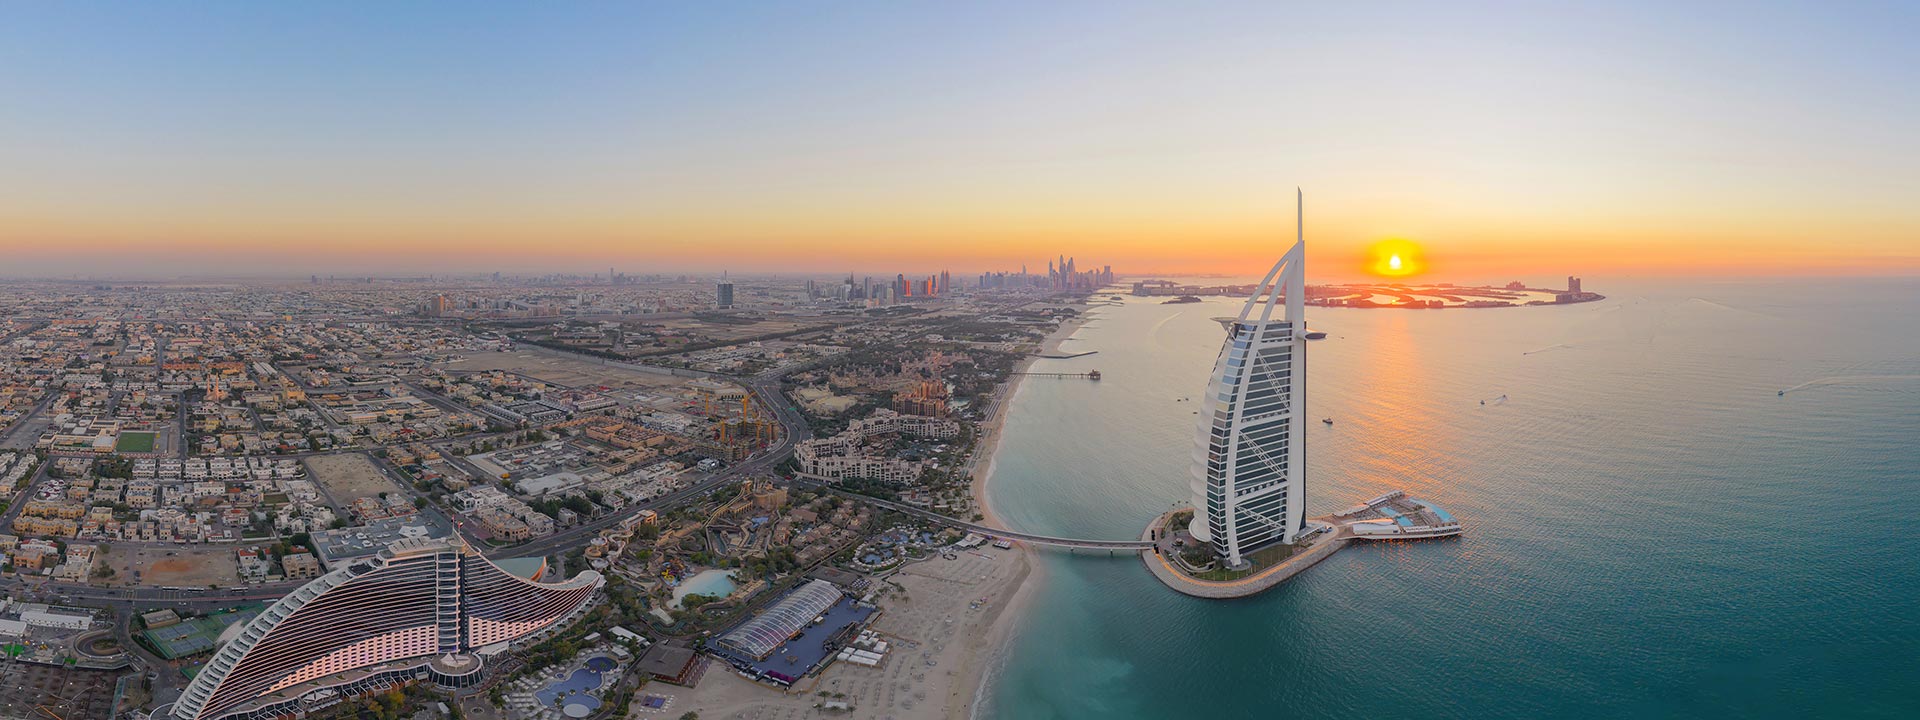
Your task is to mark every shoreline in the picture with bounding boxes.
[1139,509,1353,599]
[946,304,1097,719]
[966,307,1093,530]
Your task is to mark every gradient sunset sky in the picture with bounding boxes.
[2,1,1916,282]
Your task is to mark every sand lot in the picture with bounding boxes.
[304,452,399,502]
[106,545,242,588]
[445,348,693,390]
[652,317,819,343]
[795,386,857,415]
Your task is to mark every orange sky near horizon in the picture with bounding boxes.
[2,4,1917,281]
[4,194,1914,282]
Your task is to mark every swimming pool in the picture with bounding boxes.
[1414,499,1458,523]
[535,665,604,712]
[672,569,736,608]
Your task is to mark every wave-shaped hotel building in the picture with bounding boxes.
[1187,190,1311,570]
[170,537,601,720]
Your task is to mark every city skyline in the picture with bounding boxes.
[3,2,1917,279]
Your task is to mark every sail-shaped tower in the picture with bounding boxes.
[1187,190,1309,569]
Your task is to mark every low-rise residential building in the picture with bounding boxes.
[280,549,321,580]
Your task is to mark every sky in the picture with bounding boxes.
[1,1,1916,282]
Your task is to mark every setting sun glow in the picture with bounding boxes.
[1367,239,1426,278]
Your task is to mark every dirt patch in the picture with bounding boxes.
[304,452,399,502]
[107,545,241,588]
[795,386,857,415]
[443,348,694,390]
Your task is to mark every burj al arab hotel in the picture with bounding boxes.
[1187,190,1310,569]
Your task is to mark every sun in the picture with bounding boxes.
[1367,239,1425,278]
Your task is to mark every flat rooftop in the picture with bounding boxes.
[311,512,454,568]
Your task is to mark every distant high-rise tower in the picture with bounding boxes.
[717,273,736,309]
[1188,190,1309,569]
[1567,275,1582,293]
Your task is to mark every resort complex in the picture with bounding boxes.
[1146,194,1464,599]
[168,537,602,720]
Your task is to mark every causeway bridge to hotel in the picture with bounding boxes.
[792,479,1155,551]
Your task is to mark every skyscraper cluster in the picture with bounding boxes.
[976,256,1115,291]
[803,271,957,306]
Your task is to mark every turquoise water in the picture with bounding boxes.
[673,569,736,607]
[535,665,605,710]
[984,279,1920,719]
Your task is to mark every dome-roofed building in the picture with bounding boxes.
[715,579,844,660]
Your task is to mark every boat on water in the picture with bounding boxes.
[1162,295,1203,304]
[1322,417,1334,425]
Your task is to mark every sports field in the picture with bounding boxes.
[142,607,263,659]
[115,431,158,453]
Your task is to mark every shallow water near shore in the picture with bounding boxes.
[983,278,1920,719]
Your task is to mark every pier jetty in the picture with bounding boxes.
[1010,369,1101,380]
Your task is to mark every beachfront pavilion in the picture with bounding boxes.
[711,591,874,686]
[715,580,844,660]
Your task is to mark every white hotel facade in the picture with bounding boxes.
[1187,191,1311,569]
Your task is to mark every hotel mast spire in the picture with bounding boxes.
[1187,190,1309,568]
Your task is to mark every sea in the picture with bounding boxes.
[980,278,1920,719]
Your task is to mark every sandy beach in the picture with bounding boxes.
[945,305,1097,718]
[665,547,1030,720]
